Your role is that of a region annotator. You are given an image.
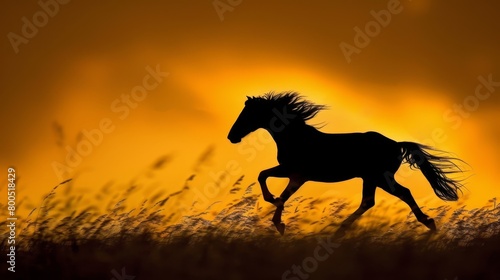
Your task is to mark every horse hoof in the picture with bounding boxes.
[274,222,285,235]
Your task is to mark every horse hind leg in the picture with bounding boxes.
[378,175,437,231]
[335,179,376,237]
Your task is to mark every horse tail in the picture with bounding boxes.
[399,141,465,201]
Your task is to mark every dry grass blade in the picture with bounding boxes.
[151,155,173,170]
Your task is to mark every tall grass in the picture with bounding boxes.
[1,157,499,280]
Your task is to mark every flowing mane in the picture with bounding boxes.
[255,91,327,122]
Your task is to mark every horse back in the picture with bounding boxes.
[276,130,401,182]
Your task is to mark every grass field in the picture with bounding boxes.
[1,169,499,280]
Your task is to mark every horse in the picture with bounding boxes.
[227,92,465,235]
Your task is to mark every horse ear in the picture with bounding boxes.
[246,96,252,100]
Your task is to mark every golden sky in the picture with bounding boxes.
[1,1,499,215]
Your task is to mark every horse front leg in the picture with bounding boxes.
[258,165,288,204]
[272,177,306,235]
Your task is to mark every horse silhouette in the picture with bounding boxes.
[228,92,465,235]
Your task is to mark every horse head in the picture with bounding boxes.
[227,96,273,143]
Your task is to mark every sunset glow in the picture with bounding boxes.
[1,1,499,226]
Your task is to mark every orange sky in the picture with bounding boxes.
[1,1,499,216]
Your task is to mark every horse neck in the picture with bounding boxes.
[265,121,311,149]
